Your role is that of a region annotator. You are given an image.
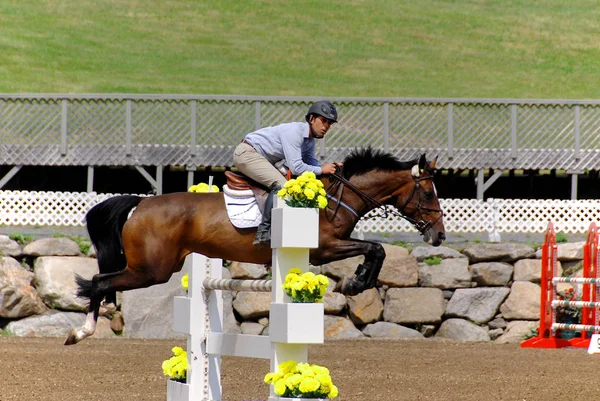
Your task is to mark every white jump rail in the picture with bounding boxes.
[167,198,325,401]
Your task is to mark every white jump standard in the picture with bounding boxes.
[168,201,324,401]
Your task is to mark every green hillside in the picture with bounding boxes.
[2,0,600,98]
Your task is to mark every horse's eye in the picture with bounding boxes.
[424,191,434,200]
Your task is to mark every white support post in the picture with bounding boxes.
[170,254,223,401]
[268,199,323,401]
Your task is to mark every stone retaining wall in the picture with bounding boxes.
[0,235,585,343]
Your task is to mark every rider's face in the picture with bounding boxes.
[310,116,333,139]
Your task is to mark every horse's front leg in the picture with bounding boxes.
[312,239,386,296]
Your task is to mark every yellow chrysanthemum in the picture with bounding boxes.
[303,171,317,180]
[285,373,303,390]
[317,195,328,208]
[273,378,287,395]
[279,360,297,374]
[303,188,315,200]
[299,377,321,393]
[181,274,189,290]
[329,384,339,398]
[264,372,276,384]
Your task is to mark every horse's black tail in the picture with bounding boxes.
[77,195,143,300]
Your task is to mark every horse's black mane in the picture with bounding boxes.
[342,148,418,178]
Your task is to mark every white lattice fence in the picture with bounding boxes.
[1,191,600,235]
[0,190,119,226]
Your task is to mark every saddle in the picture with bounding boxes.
[224,171,269,213]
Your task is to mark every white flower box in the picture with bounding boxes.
[269,302,324,343]
[166,380,188,401]
[271,207,319,249]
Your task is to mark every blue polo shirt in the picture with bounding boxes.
[244,122,322,175]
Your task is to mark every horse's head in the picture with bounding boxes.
[394,154,445,246]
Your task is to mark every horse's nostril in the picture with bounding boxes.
[439,232,446,241]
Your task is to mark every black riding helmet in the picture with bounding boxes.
[305,100,338,123]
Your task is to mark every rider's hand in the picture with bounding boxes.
[321,163,337,175]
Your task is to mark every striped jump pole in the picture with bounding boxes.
[522,222,600,349]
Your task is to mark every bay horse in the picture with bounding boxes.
[65,148,445,345]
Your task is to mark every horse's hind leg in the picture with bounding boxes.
[65,267,159,345]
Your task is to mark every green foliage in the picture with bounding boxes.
[523,326,539,341]
[423,256,442,266]
[391,241,413,252]
[1,1,600,98]
[9,233,34,245]
[555,232,568,243]
[524,241,542,250]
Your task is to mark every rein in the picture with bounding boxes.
[326,170,443,235]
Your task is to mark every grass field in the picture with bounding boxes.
[1,0,600,98]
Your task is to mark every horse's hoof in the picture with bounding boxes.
[340,278,363,296]
[64,329,79,346]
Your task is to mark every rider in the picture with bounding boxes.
[233,100,339,247]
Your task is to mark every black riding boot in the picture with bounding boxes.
[253,182,282,248]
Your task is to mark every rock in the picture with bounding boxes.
[445,287,510,324]
[383,288,445,325]
[463,243,535,263]
[111,311,124,334]
[488,317,507,330]
[362,322,424,339]
[418,258,471,289]
[221,267,241,334]
[495,320,539,344]
[435,318,490,342]
[499,281,540,320]
[324,315,364,339]
[419,325,437,337]
[324,292,346,314]
[232,292,270,320]
[561,260,583,276]
[321,256,363,281]
[470,262,513,286]
[5,310,84,337]
[513,259,562,283]
[229,262,268,279]
[0,235,22,257]
[121,267,187,339]
[0,256,47,318]
[23,237,81,256]
[377,251,419,287]
[33,256,99,311]
[410,245,466,261]
[240,322,265,335]
[556,242,585,261]
[489,328,504,340]
[347,288,383,325]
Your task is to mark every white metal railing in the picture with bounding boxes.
[1,190,600,237]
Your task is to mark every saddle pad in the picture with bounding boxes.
[223,190,262,229]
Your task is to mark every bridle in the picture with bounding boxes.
[325,169,444,235]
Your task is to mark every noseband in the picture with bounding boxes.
[326,170,444,235]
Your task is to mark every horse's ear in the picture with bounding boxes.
[418,154,427,171]
[429,156,438,171]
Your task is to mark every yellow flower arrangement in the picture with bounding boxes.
[283,268,329,303]
[162,346,187,383]
[181,274,189,290]
[188,182,220,193]
[264,360,338,399]
[277,171,328,209]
